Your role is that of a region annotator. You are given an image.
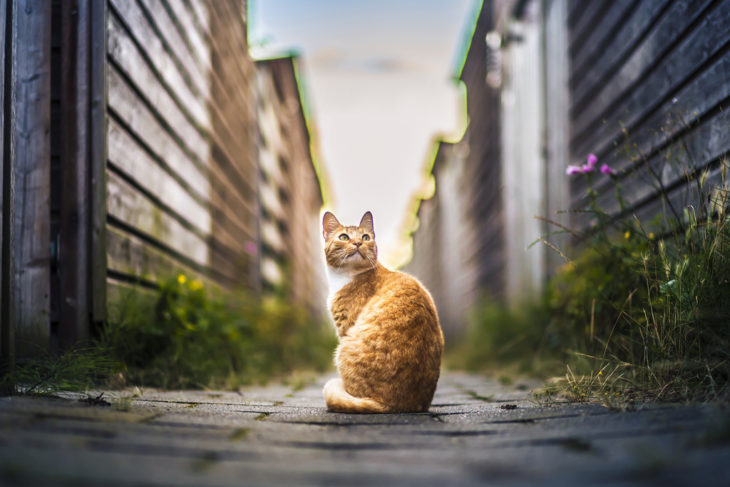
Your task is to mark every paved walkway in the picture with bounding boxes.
[0,372,728,486]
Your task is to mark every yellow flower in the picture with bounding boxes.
[189,280,203,291]
[557,262,576,274]
[177,274,187,285]
[649,233,655,239]
[624,231,630,239]
[598,371,603,376]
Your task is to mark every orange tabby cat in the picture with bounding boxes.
[321,211,444,413]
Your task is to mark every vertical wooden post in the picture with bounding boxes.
[55,0,107,348]
[11,0,52,356]
[543,0,570,278]
[1,0,15,374]
[88,0,106,326]
[56,0,86,348]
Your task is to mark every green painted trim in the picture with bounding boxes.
[452,0,484,82]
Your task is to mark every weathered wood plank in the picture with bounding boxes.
[569,0,638,87]
[106,170,209,268]
[57,0,90,348]
[11,0,52,355]
[567,0,608,58]
[89,0,107,323]
[544,0,572,276]
[567,0,588,31]
[0,0,14,366]
[107,11,209,165]
[107,157,248,267]
[106,224,208,286]
[106,165,248,286]
[159,0,212,76]
[107,119,210,236]
[136,0,210,106]
[108,114,252,258]
[184,0,211,40]
[107,0,210,131]
[208,0,255,116]
[106,0,256,234]
[107,63,210,201]
[122,0,257,207]
[572,6,730,163]
[572,52,730,201]
[571,0,720,147]
[107,54,256,233]
[0,0,6,349]
[570,0,673,109]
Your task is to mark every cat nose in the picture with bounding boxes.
[354,241,362,247]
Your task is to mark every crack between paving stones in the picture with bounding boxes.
[269,440,395,451]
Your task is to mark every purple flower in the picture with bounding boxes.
[244,241,257,255]
[566,165,582,175]
[600,164,615,175]
[586,153,598,168]
[581,164,595,173]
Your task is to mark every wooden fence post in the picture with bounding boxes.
[10,0,52,356]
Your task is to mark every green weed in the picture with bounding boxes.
[101,275,336,390]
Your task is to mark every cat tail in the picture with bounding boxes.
[323,378,389,413]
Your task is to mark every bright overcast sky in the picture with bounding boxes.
[249,0,475,267]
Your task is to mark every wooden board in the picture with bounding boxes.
[89,0,108,323]
[104,0,259,291]
[571,0,721,152]
[107,170,210,268]
[569,0,636,83]
[106,224,208,286]
[107,0,210,129]
[572,54,730,203]
[107,118,210,236]
[0,0,12,365]
[107,64,210,201]
[57,0,90,348]
[11,0,52,355]
[570,0,673,112]
[137,0,211,105]
[107,11,209,164]
[106,171,243,285]
[166,0,211,72]
[568,1,612,59]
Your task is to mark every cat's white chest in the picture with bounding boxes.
[326,268,354,311]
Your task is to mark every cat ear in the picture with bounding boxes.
[359,211,374,234]
[322,211,341,240]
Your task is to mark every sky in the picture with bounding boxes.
[249,0,476,267]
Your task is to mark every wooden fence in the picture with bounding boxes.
[567,0,730,232]
[1,0,260,361]
[406,0,730,332]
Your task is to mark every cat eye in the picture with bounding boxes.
[362,234,370,241]
[338,234,349,241]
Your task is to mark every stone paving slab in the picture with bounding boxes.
[0,372,728,486]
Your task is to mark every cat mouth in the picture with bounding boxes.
[347,250,365,259]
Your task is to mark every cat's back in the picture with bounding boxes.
[361,265,442,338]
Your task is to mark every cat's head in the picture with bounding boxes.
[322,211,377,272]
